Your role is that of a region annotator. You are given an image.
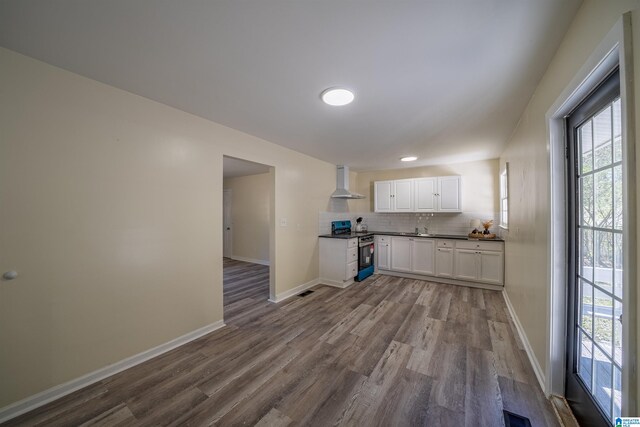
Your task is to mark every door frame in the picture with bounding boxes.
[221,155,276,304]
[545,13,637,416]
[565,68,620,425]
[223,189,233,258]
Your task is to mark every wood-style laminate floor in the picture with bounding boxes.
[6,262,560,427]
[223,257,269,307]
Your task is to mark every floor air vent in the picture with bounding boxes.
[298,290,314,297]
[503,410,532,427]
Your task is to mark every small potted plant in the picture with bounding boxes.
[481,220,496,239]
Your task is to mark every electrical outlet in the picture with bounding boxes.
[280,218,288,227]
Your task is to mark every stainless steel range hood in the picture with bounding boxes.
[331,165,365,199]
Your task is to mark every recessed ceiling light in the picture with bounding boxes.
[400,156,418,162]
[321,87,354,106]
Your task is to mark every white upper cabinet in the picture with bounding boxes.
[374,176,461,213]
[414,177,437,212]
[374,181,393,212]
[393,179,414,212]
[438,176,462,212]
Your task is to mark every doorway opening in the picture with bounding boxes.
[222,155,274,322]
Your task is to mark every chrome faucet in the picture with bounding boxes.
[424,226,429,234]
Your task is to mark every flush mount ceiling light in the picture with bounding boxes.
[321,87,354,106]
[400,156,418,162]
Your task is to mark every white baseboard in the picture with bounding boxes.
[0,320,226,424]
[230,255,270,266]
[502,289,547,393]
[318,278,355,289]
[268,278,320,303]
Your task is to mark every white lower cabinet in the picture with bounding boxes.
[379,236,504,287]
[478,251,503,285]
[412,238,435,275]
[435,246,454,278]
[453,249,479,281]
[319,237,359,287]
[389,236,435,275]
[390,237,412,272]
[375,236,390,270]
[454,240,504,285]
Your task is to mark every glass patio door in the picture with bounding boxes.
[566,69,622,426]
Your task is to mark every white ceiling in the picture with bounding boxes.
[0,0,582,171]
[223,156,270,179]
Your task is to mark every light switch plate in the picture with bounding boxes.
[280,218,288,227]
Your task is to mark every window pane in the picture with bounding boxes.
[614,299,623,366]
[578,329,593,391]
[594,106,613,169]
[613,98,622,163]
[614,233,623,299]
[614,165,622,230]
[581,280,593,336]
[593,345,612,419]
[580,229,594,283]
[594,168,613,228]
[614,366,622,418]
[593,287,613,358]
[501,197,506,225]
[581,174,593,226]
[580,121,593,174]
[595,231,613,292]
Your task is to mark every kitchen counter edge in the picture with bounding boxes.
[318,231,504,242]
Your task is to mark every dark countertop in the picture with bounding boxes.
[319,231,504,242]
[318,232,374,239]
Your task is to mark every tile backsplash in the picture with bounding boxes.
[319,211,500,236]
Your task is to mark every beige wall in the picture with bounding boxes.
[350,159,499,214]
[500,0,640,403]
[224,173,271,263]
[0,48,335,407]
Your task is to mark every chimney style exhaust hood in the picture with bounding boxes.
[331,165,366,199]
